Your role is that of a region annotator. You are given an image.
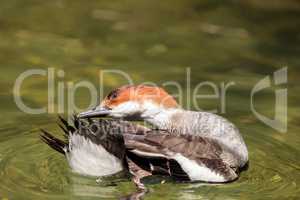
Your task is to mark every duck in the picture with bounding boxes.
[41,85,248,190]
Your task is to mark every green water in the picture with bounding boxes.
[0,0,300,199]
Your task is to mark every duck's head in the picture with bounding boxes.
[78,85,179,120]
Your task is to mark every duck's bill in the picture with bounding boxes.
[77,107,111,118]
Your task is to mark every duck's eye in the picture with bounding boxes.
[110,92,118,99]
[107,90,119,100]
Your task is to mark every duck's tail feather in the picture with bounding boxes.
[40,115,78,154]
[40,129,67,154]
[58,115,75,134]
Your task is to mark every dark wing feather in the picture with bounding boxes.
[124,132,238,181]
[69,118,150,160]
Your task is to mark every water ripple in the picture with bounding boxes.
[0,120,299,199]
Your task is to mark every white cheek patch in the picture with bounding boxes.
[141,101,179,125]
[111,101,141,117]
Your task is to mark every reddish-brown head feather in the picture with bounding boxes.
[101,85,178,109]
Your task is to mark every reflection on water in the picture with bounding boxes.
[71,175,118,198]
[0,0,300,199]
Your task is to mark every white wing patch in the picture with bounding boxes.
[130,149,166,158]
[172,153,226,182]
[66,134,123,177]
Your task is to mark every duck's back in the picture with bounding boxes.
[168,111,248,167]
